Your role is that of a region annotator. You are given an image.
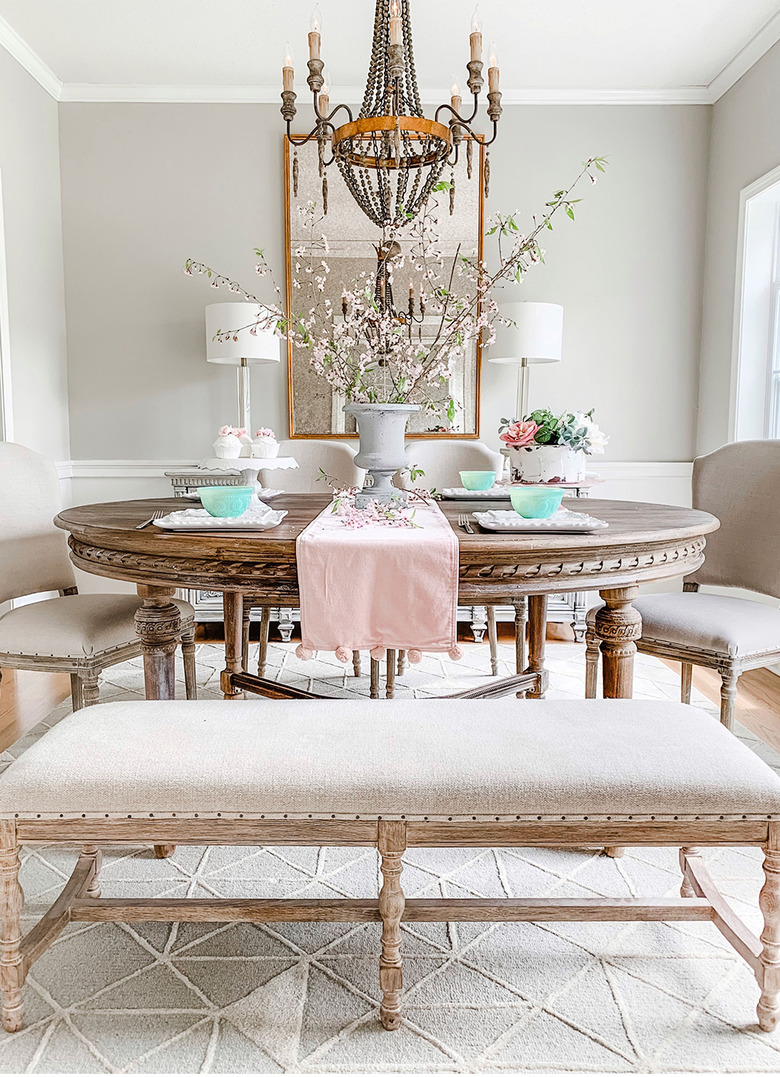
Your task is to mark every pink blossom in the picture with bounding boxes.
[254,427,276,440]
[500,420,539,447]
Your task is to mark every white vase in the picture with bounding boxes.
[212,433,242,460]
[251,438,280,459]
[510,444,586,484]
[345,402,421,506]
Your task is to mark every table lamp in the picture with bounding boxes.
[488,301,563,419]
[205,303,280,432]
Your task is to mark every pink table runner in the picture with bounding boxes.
[295,499,462,663]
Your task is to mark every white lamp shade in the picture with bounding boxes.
[205,303,280,365]
[488,301,564,365]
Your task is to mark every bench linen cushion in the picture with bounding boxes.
[2,700,780,821]
[587,593,780,658]
[0,595,193,660]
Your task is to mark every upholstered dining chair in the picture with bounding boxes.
[249,440,364,676]
[585,440,780,730]
[396,439,526,677]
[0,443,197,709]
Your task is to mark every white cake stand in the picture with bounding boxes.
[198,457,298,503]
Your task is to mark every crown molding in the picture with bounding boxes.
[707,9,780,102]
[0,14,62,99]
[59,82,710,105]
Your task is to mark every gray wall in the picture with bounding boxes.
[0,49,69,460]
[59,101,710,462]
[698,41,780,455]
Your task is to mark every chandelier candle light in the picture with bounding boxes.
[280,0,502,228]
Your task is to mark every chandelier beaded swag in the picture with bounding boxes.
[281,0,502,228]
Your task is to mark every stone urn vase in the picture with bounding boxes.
[345,402,421,506]
[510,443,587,484]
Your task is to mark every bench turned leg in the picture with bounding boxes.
[0,823,24,1033]
[82,844,102,899]
[679,846,700,898]
[378,821,406,1031]
[758,825,780,1032]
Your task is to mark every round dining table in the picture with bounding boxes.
[54,495,719,703]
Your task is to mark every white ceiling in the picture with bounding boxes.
[0,0,779,103]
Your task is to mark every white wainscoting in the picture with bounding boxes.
[57,459,693,597]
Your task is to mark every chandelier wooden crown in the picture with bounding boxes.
[281,0,502,228]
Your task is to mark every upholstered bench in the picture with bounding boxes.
[2,698,780,1034]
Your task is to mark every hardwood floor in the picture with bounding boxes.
[1,634,778,756]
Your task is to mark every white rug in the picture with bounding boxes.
[1,641,780,1074]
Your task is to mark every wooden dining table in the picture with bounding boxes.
[54,495,719,703]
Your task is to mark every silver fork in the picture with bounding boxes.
[136,510,165,530]
[457,512,475,535]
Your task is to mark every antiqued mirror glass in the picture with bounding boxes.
[285,135,484,438]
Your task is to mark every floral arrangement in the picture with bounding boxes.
[186,157,607,425]
[499,408,609,455]
[331,493,420,530]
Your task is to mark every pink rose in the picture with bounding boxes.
[499,420,539,447]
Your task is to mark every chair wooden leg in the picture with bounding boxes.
[513,597,527,675]
[0,822,24,1032]
[258,608,270,678]
[680,661,693,704]
[720,667,739,732]
[181,623,197,700]
[397,650,407,675]
[758,823,780,1031]
[82,671,100,707]
[370,659,380,699]
[352,650,362,678]
[584,629,599,699]
[81,844,102,899]
[679,845,700,898]
[70,673,84,712]
[487,607,499,677]
[154,845,176,859]
[378,821,406,1031]
[386,651,396,699]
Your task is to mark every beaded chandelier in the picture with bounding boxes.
[280,0,502,229]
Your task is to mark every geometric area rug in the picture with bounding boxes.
[1,641,780,1074]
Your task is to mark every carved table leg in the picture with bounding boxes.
[135,585,182,700]
[258,607,271,677]
[525,595,548,699]
[0,822,24,1032]
[487,607,499,676]
[514,596,527,675]
[679,846,701,898]
[221,592,246,701]
[595,585,642,700]
[595,586,641,859]
[759,823,780,1031]
[386,650,396,699]
[378,821,406,1031]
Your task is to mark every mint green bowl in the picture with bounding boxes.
[459,470,498,491]
[199,486,254,518]
[509,485,565,519]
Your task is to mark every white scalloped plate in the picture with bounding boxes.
[473,508,609,533]
[153,507,288,531]
[442,487,511,499]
